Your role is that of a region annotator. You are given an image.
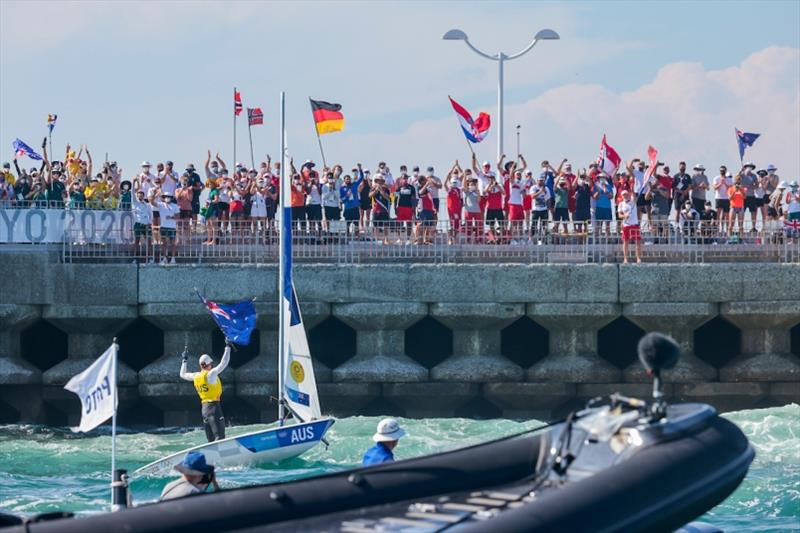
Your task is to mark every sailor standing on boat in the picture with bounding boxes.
[180,339,232,441]
[362,418,406,466]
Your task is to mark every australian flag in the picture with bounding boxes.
[12,138,42,161]
[201,295,257,345]
[735,128,760,162]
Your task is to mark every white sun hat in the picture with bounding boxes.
[198,354,213,366]
[373,418,406,442]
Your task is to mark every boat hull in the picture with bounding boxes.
[134,417,335,477]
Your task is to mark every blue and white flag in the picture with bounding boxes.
[12,138,42,161]
[735,128,760,163]
[64,344,117,433]
[201,296,257,346]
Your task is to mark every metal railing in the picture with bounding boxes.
[58,219,800,264]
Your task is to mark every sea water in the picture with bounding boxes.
[0,405,798,531]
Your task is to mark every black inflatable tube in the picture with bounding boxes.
[456,415,754,533]
[12,432,542,533]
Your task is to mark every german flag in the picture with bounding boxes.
[309,98,344,135]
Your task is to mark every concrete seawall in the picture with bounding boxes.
[1,252,798,425]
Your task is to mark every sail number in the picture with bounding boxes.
[291,425,315,444]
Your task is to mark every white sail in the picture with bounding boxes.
[281,286,322,421]
[279,103,321,423]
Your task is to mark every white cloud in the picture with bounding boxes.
[337,46,800,179]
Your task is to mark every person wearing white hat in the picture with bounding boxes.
[690,164,709,213]
[136,161,157,197]
[764,165,780,221]
[179,340,232,442]
[362,418,407,465]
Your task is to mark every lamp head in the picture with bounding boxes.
[534,29,560,40]
[443,29,468,41]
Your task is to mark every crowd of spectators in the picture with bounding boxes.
[2,138,799,261]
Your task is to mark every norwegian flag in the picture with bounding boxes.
[448,96,491,143]
[234,89,243,116]
[598,134,621,176]
[247,107,263,126]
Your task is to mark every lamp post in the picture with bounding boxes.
[443,28,559,165]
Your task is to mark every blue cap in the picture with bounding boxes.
[174,451,214,475]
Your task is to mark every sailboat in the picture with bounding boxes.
[135,94,334,477]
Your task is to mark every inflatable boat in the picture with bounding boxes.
[2,333,754,532]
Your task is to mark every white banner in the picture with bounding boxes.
[64,344,118,433]
[0,208,133,244]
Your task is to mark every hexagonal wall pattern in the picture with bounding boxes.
[501,317,549,368]
[597,317,645,370]
[212,328,260,368]
[405,317,453,369]
[792,323,800,357]
[116,318,164,371]
[694,316,741,369]
[309,317,357,369]
[20,320,68,372]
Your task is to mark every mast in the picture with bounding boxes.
[277,92,286,425]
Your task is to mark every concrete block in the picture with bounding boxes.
[624,354,717,383]
[333,354,428,382]
[234,354,278,384]
[528,354,621,383]
[769,382,800,405]
[0,253,53,304]
[318,382,381,414]
[0,385,46,422]
[49,264,139,305]
[334,302,427,330]
[483,382,575,417]
[348,265,412,302]
[163,330,213,359]
[138,354,234,384]
[619,264,734,303]
[720,301,800,329]
[0,304,41,330]
[382,383,479,416]
[431,354,524,382]
[356,330,406,357]
[138,382,198,411]
[234,382,280,411]
[431,303,524,330]
[295,264,351,302]
[43,385,138,421]
[675,382,769,412]
[528,303,621,330]
[67,333,120,358]
[43,357,137,386]
[497,264,568,302]
[565,265,618,303]
[414,265,494,303]
[139,303,214,330]
[719,353,800,382]
[139,264,278,303]
[43,305,137,333]
[737,264,800,301]
[0,356,41,385]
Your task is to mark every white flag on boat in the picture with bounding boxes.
[64,344,118,433]
[282,284,322,422]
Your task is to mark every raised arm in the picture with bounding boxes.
[205,150,212,171]
[556,158,566,176]
[216,153,227,170]
[206,344,232,383]
[86,146,93,177]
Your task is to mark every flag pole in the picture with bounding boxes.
[248,117,255,169]
[278,91,286,425]
[309,98,328,168]
[233,87,238,172]
[110,337,118,511]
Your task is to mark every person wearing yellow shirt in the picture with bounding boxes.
[179,340,232,442]
[1,163,15,187]
[84,176,107,209]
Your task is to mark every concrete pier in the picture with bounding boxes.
[0,253,797,425]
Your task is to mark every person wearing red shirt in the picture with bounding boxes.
[444,161,464,245]
[394,175,416,243]
[415,176,437,245]
[485,175,505,243]
[507,169,527,244]
[370,175,391,244]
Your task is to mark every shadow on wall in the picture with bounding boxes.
[20,320,67,372]
[117,318,164,371]
[694,317,742,368]
[309,317,357,369]
[598,317,645,369]
[405,317,453,369]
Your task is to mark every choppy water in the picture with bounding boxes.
[0,406,798,531]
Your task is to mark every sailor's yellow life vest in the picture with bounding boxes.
[193,370,222,403]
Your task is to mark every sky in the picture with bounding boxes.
[1,0,799,179]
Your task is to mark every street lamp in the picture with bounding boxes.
[443,28,559,165]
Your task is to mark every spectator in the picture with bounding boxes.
[175,176,194,241]
[340,165,363,235]
[415,175,436,245]
[0,162,14,187]
[216,169,232,232]
[370,174,391,245]
[593,173,615,236]
[305,172,323,235]
[728,179,746,234]
[553,175,570,234]
[713,165,732,233]
[690,164,709,213]
[672,161,692,224]
[358,169,372,233]
[444,162,463,245]
[785,181,800,222]
[529,175,549,238]
[618,189,641,264]
[155,193,179,263]
[203,179,220,245]
[738,162,759,230]
[765,165,780,221]
[132,189,152,259]
[506,168,526,243]
[249,175,272,242]
[647,170,671,241]
[160,161,179,197]
[627,158,650,223]
[463,174,483,243]
[425,166,442,215]
[756,169,769,226]
[289,172,307,224]
[183,163,204,227]
[699,201,718,242]
[573,171,592,233]
[484,174,505,241]
[321,172,341,233]
[680,200,700,237]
